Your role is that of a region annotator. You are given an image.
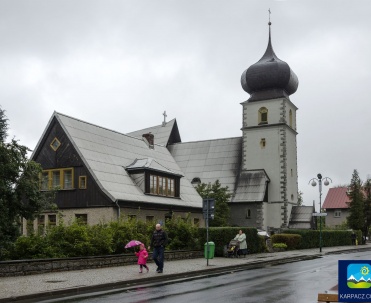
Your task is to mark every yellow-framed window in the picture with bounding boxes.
[79,176,87,189]
[48,214,57,227]
[40,168,74,190]
[50,137,61,151]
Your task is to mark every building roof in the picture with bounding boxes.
[322,187,350,209]
[126,118,181,146]
[168,137,242,192]
[233,170,270,202]
[33,112,201,208]
[288,205,315,229]
[168,138,269,202]
[126,158,183,177]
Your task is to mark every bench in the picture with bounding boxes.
[317,293,338,302]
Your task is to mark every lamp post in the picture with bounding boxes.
[309,173,332,252]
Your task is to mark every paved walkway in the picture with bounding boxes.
[0,244,370,302]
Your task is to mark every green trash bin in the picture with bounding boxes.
[204,241,215,259]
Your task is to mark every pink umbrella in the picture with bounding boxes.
[125,240,143,249]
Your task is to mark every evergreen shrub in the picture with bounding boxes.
[281,229,362,249]
[271,234,301,250]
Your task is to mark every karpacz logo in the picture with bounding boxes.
[347,263,371,289]
[339,260,371,302]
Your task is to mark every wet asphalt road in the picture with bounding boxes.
[50,251,370,303]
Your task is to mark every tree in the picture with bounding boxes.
[363,179,371,242]
[297,191,303,206]
[0,107,56,251]
[196,180,231,227]
[347,170,365,233]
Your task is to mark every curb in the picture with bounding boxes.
[2,246,371,303]
[1,254,319,303]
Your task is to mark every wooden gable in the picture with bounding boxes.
[32,116,113,209]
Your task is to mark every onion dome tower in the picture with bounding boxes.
[240,21,298,102]
[240,18,299,230]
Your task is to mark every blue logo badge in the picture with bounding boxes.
[339,260,371,302]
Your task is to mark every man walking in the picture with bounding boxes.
[148,223,168,273]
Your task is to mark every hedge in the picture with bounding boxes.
[271,234,302,250]
[198,227,266,256]
[281,229,362,249]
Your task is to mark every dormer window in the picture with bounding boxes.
[150,175,175,197]
[126,158,181,198]
[258,107,268,125]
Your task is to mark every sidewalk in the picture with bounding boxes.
[1,244,370,302]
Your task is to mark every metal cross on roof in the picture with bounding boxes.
[162,111,167,126]
[268,8,271,23]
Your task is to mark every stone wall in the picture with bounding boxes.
[0,250,204,277]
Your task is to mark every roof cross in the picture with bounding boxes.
[162,111,167,126]
[268,8,271,25]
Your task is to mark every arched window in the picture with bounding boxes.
[258,107,268,125]
[289,109,293,128]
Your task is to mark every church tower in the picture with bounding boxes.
[240,21,299,228]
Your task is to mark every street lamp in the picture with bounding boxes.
[308,173,332,252]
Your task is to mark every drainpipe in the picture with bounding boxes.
[114,200,120,221]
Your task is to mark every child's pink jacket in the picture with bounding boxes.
[135,249,148,265]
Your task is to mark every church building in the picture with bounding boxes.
[26,22,299,233]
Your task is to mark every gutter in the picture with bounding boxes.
[114,200,120,220]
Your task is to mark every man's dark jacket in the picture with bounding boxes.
[150,229,168,247]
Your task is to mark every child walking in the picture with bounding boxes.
[135,244,149,273]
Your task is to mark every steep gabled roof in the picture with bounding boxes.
[33,112,201,208]
[233,170,270,202]
[168,137,242,194]
[322,187,350,209]
[126,118,181,146]
[288,206,316,229]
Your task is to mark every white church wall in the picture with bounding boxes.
[286,129,298,204]
[242,98,285,127]
[243,127,282,202]
[265,202,284,229]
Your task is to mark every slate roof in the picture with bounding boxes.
[168,137,242,192]
[168,138,269,202]
[322,187,350,209]
[126,118,180,146]
[288,206,315,229]
[233,170,270,202]
[126,158,183,177]
[34,112,201,208]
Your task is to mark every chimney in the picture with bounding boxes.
[142,133,154,149]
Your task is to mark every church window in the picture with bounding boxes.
[79,176,87,189]
[260,138,266,149]
[258,107,268,125]
[291,194,294,201]
[50,137,61,151]
[291,169,293,177]
[289,109,293,128]
[40,168,74,190]
[191,177,201,186]
[246,209,251,219]
[149,174,176,197]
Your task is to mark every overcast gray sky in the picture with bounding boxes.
[1,0,370,209]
